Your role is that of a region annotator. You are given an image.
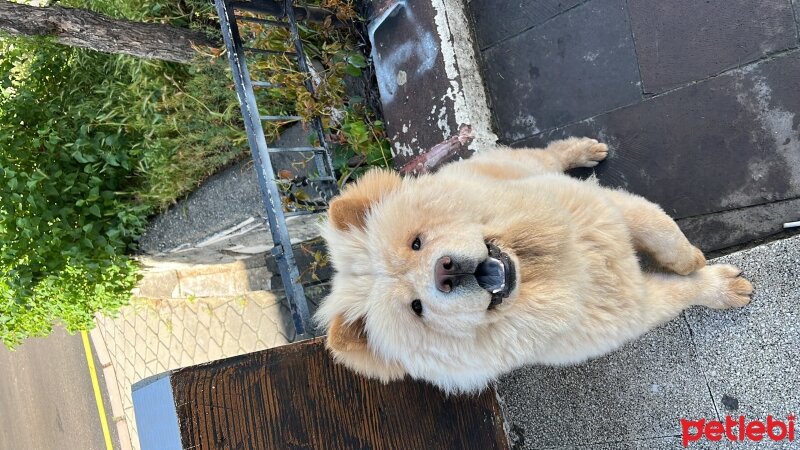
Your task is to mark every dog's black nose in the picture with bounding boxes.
[434,256,459,293]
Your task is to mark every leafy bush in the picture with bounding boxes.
[0,40,148,347]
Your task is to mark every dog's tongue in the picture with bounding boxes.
[475,257,505,293]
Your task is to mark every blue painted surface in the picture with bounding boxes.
[132,373,182,450]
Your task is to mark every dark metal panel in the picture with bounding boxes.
[369,0,467,168]
[470,0,583,50]
[481,0,642,143]
[628,0,797,94]
[517,50,800,238]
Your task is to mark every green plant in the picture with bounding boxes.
[238,1,393,186]
[0,40,148,347]
[0,0,390,348]
[0,0,235,347]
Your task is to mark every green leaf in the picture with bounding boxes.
[347,54,367,68]
[344,65,362,77]
[89,205,101,217]
[72,152,88,164]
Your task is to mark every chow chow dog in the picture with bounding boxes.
[315,137,752,393]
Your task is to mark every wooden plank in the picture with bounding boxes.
[170,338,509,450]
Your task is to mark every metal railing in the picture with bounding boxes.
[214,0,340,339]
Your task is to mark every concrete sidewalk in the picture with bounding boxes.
[498,234,799,449]
[91,289,296,450]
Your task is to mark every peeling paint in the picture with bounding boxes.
[509,114,541,141]
[393,139,415,157]
[436,105,451,137]
[583,50,600,62]
[430,0,498,151]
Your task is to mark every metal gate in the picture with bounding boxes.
[214,0,340,339]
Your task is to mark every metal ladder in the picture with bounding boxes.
[214,0,339,339]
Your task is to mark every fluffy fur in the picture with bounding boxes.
[315,137,753,393]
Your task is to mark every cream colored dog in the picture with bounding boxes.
[315,137,753,393]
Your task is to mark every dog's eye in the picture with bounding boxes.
[411,299,423,316]
[411,236,421,251]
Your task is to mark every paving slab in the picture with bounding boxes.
[92,292,294,450]
[795,1,800,37]
[517,50,800,221]
[498,319,716,449]
[628,0,798,94]
[481,0,642,142]
[676,198,800,252]
[545,436,720,449]
[498,236,800,450]
[499,234,800,449]
[469,0,584,50]
[684,236,800,421]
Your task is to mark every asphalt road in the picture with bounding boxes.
[0,327,120,450]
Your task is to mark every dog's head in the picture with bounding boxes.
[315,169,519,389]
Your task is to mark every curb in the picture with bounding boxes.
[90,326,135,450]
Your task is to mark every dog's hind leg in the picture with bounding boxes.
[639,265,752,328]
[607,190,706,275]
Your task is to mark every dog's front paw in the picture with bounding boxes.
[701,264,753,309]
[581,138,609,167]
[568,137,608,168]
[546,137,609,169]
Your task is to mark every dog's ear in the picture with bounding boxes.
[329,169,402,231]
[327,314,368,353]
[325,313,406,382]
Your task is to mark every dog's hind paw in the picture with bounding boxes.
[702,264,753,309]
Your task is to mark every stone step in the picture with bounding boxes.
[134,254,273,299]
[134,238,330,299]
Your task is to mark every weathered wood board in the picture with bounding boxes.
[133,338,509,450]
